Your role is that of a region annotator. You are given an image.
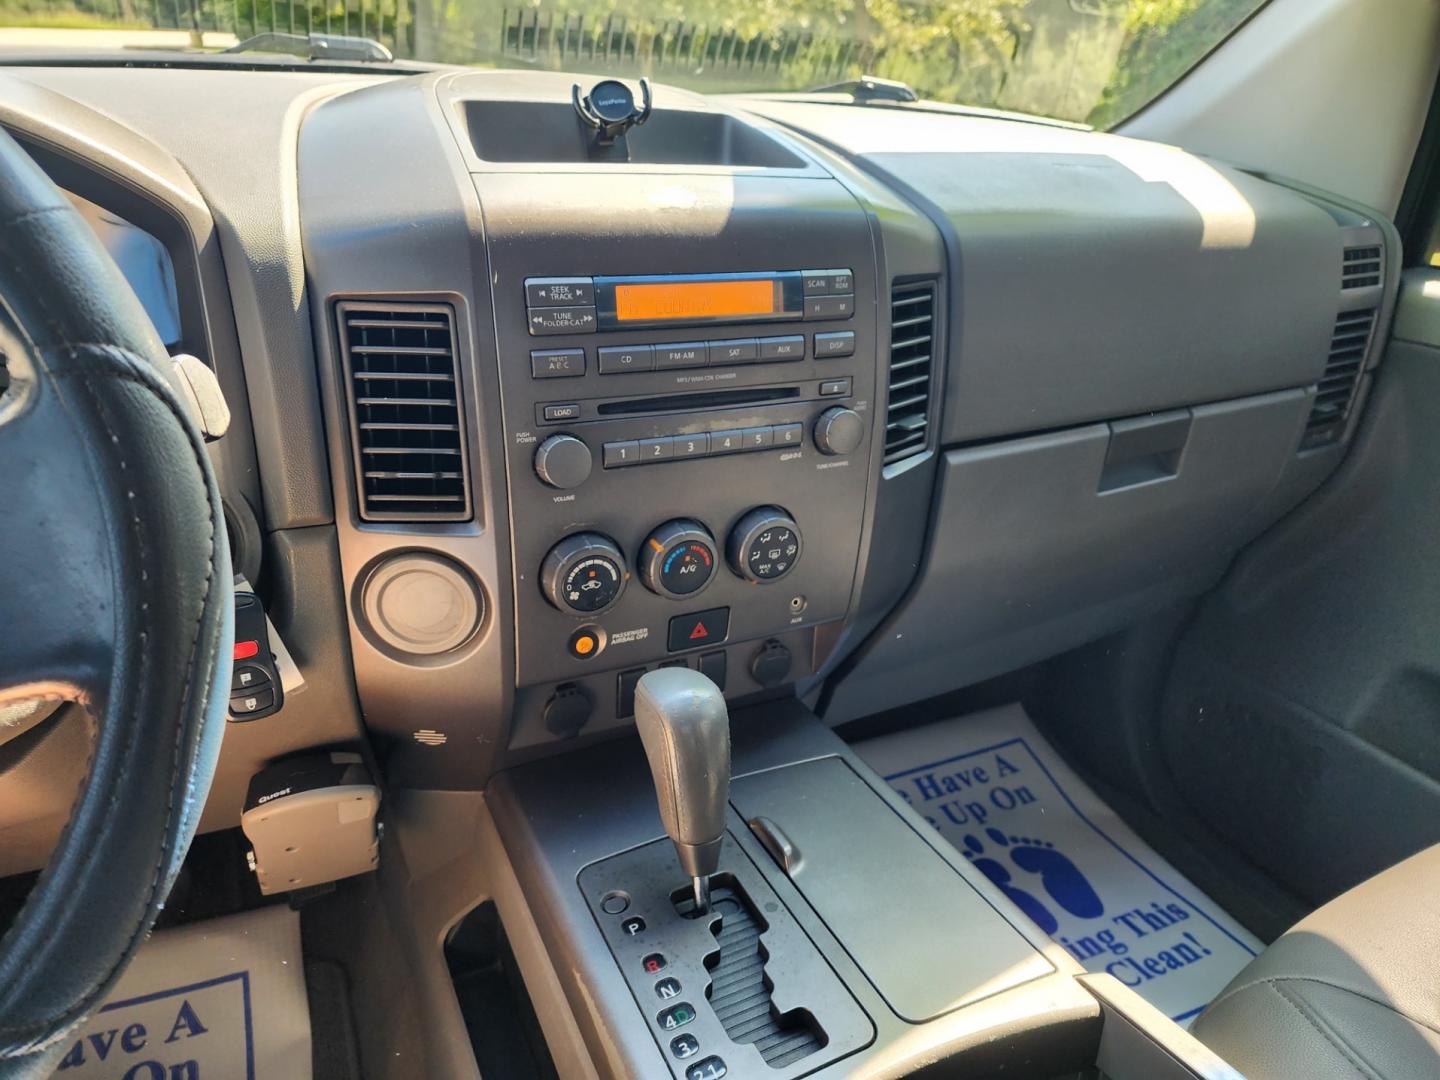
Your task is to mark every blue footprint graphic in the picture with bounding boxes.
[985,827,1105,920]
[961,833,1058,934]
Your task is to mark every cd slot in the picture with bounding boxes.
[597,386,800,417]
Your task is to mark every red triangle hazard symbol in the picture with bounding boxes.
[688,622,709,641]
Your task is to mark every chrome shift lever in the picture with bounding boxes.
[634,667,730,914]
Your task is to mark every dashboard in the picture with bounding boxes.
[0,61,1397,814]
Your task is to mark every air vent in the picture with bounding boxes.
[1342,245,1382,289]
[338,303,470,521]
[884,283,936,466]
[1303,309,1375,448]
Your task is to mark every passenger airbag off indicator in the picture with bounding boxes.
[668,608,730,652]
[567,625,607,660]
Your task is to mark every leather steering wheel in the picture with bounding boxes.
[0,128,232,1077]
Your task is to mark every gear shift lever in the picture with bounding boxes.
[634,667,730,914]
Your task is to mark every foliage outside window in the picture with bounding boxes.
[0,0,1271,126]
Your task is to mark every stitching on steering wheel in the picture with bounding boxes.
[0,343,220,1053]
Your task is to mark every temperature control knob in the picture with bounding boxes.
[727,507,803,584]
[639,520,718,599]
[534,434,593,490]
[813,406,865,456]
[541,533,627,615]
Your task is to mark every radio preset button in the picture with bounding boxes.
[814,330,856,358]
[531,348,586,378]
[710,430,744,455]
[599,344,654,374]
[528,307,597,336]
[526,277,595,307]
[707,339,759,366]
[742,426,774,451]
[759,335,805,362]
[774,423,804,447]
[640,436,674,461]
[801,269,854,295]
[603,441,642,468]
[673,434,709,458]
[804,294,854,321]
[656,343,707,370]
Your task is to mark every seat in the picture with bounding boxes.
[1191,844,1440,1079]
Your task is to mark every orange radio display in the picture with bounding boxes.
[613,279,780,323]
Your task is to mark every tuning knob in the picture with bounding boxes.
[541,532,627,615]
[813,406,865,456]
[639,520,718,599]
[534,434,593,489]
[727,507,802,584]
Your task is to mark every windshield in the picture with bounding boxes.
[0,0,1269,126]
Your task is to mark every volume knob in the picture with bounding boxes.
[535,434,593,490]
[813,407,865,456]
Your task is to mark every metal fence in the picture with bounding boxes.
[498,7,879,86]
[72,0,407,50]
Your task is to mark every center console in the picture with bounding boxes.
[482,169,883,751]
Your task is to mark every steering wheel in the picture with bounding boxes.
[0,129,232,1076]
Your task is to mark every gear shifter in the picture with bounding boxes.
[634,667,730,914]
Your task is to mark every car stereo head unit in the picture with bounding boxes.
[525,269,854,334]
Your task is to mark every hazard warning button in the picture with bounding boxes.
[667,607,730,653]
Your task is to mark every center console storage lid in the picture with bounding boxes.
[730,756,1052,1021]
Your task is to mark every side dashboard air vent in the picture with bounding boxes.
[1342,245,1382,289]
[1303,309,1375,448]
[338,303,470,521]
[884,283,936,465]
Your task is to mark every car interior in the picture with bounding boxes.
[2,0,1440,1076]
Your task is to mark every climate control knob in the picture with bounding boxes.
[534,433,593,490]
[639,520,718,599]
[727,507,802,584]
[813,406,865,456]
[541,532,627,615]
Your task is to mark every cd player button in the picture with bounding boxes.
[710,430,744,455]
[656,343,707,370]
[801,269,853,296]
[599,344,654,374]
[673,433,710,459]
[542,403,582,422]
[774,423,804,447]
[820,378,852,397]
[529,307,597,336]
[526,278,595,307]
[758,335,805,362]
[603,441,641,468]
[707,339,758,366]
[804,295,854,321]
[641,436,674,462]
[742,426,774,451]
[531,348,586,378]
[814,330,856,358]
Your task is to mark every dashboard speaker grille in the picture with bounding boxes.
[1303,308,1375,448]
[338,302,471,521]
[1342,245,1382,289]
[884,282,936,466]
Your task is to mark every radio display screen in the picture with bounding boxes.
[612,278,780,323]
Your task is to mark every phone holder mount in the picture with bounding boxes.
[573,77,653,160]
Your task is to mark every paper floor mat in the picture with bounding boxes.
[52,904,312,1079]
[854,704,1262,1025]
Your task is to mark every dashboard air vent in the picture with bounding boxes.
[338,303,470,521]
[884,283,936,466]
[1303,309,1375,448]
[1342,245,1382,289]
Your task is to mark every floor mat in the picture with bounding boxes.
[52,905,312,1079]
[854,704,1262,1026]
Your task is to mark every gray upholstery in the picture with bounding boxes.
[1193,844,1440,1080]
